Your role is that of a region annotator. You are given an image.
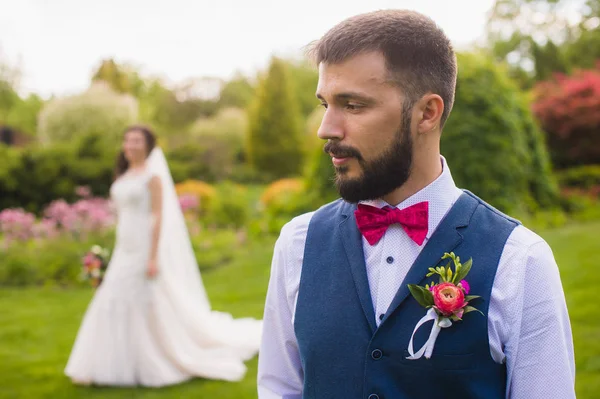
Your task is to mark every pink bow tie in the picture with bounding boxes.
[354,202,429,246]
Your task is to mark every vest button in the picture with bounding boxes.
[371,349,383,360]
[368,394,380,399]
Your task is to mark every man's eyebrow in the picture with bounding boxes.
[316,91,377,103]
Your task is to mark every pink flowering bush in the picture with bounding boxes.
[44,197,114,238]
[0,194,115,286]
[0,186,210,286]
[0,209,37,244]
[0,198,114,248]
[178,194,200,213]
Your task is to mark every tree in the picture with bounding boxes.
[6,94,44,136]
[92,59,134,94]
[285,59,320,119]
[172,107,249,181]
[531,40,570,82]
[91,59,217,135]
[442,52,558,213]
[218,74,255,109]
[563,26,600,70]
[532,65,600,167]
[0,54,43,140]
[486,0,600,86]
[247,57,304,179]
[303,107,338,204]
[0,56,20,126]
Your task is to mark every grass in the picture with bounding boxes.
[542,220,600,399]
[0,221,598,398]
[0,235,274,399]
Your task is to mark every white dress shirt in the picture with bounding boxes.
[258,158,576,399]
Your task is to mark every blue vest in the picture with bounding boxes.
[294,191,519,399]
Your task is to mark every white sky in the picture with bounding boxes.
[0,0,495,98]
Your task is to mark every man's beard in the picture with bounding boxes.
[323,110,413,204]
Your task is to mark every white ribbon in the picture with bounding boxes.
[406,308,453,360]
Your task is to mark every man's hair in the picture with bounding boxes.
[308,10,457,127]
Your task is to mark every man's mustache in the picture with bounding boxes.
[323,142,363,161]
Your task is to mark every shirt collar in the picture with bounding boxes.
[360,156,462,239]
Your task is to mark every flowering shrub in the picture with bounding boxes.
[255,178,314,235]
[532,65,600,167]
[0,208,37,244]
[260,178,305,208]
[175,180,216,214]
[178,194,200,213]
[0,182,234,286]
[37,82,138,145]
[0,183,114,248]
[44,198,114,238]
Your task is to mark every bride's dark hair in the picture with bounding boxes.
[114,125,157,179]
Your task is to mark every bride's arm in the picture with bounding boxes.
[148,176,163,276]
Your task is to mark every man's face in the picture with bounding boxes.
[316,51,414,203]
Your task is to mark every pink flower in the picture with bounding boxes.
[459,279,470,295]
[0,208,36,242]
[179,194,199,213]
[83,253,95,266]
[90,258,102,269]
[431,282,466,316]
[75,186,92,198]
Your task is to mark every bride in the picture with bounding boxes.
[65,125,262,387]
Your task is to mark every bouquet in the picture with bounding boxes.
[81,245,110,287]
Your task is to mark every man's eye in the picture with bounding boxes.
[319,103,328,109]
[345,103,363,111]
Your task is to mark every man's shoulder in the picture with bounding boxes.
[506,224,548,254]
[462,190,521,226]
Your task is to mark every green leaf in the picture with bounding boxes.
[453,263,462,284]
[454,257,473,283]
[408,284,434,308]
[463,305,484,316]
[435,266,446,282]
[465,295,481,302]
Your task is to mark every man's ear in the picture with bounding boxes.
[415,93,444,135]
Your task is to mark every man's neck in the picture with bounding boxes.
[381,155,443,206]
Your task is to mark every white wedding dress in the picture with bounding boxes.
[65,148,262,387]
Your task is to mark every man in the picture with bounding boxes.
[258,10,575,399]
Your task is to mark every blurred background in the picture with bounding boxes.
[0,0,598,398]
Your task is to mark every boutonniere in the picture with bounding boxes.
[406,252,483,360]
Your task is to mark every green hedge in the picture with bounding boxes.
[0,137,116,213]
[557,165,600,188]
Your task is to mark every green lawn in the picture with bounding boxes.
[0,221,598,398]
[0,236,273,399]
